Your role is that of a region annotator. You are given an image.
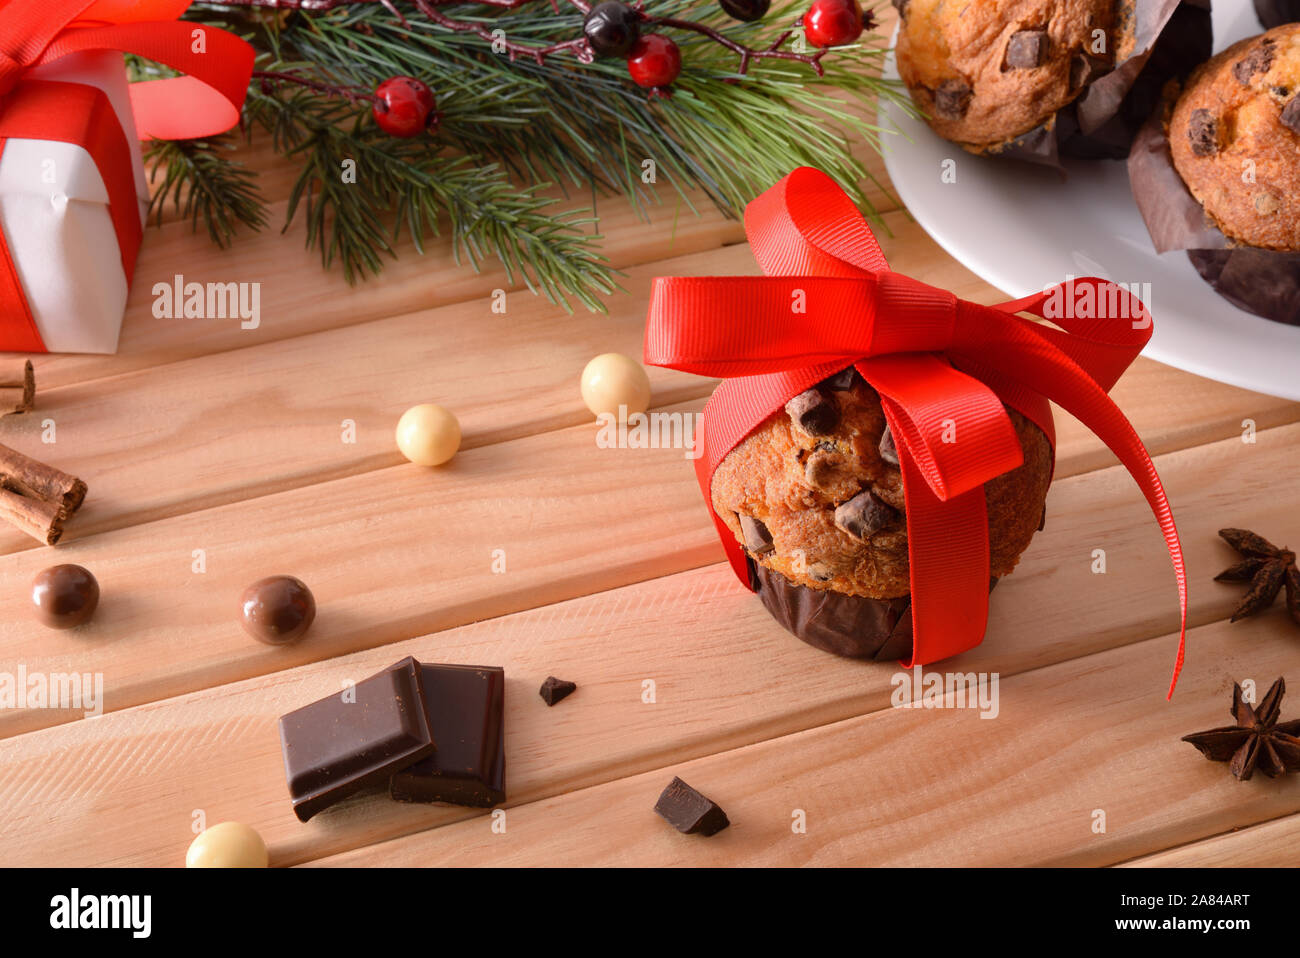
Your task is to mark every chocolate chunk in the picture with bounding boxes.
[654,777,730,836]
[933,79,972,119]
[785,388,839,435]
[834,490,898,540]
[1282,96,1300,136]
[878,425,899,466]
[1187,108,1219,157]
[738,514,774,554]
[821,366,861,391]
[390,664,506,807]
[1069,52,1110,90]
[1005,29,1047,69]
[1233,38,1275,87]
[278,656,436,822]
[538,675,577,707]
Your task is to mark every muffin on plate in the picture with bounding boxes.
[894,0,1213,163]
[1131,24,1300,324]
[709,367,1053,659]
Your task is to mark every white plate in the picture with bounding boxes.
[878,4,1300,400]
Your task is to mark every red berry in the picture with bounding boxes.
[372,76,438,138]
[627,35,682,90]
[804,0,864,48]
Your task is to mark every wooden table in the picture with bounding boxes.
[2,89,1299,869]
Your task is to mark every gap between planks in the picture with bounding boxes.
[0,419,1296,865]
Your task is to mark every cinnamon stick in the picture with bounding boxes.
[0,487,68,545]
[0,443,86,544]
[0,360,34,415]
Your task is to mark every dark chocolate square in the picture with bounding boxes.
[279,656,436,822]
[389,664,506,808]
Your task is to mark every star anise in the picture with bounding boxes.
[1215,528,1300,625]
[1181,678,1300,780]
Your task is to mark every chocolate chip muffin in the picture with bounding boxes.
[1168,26,1300,251]
[710,368,1052,651]
[895,0,1127,152]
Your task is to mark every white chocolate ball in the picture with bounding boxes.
[396,403,461,466]
[581,353,651,420]
[185,822,269,868]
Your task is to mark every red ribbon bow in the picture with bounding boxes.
[0,0,255,352]
[645,167,1187,697]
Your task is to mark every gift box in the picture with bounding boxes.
[645,168,1189,696]
[0,0,254,354]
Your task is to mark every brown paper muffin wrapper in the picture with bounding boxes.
[985,0,1212,168]
[1255,0,1300,28]
[747,557,999,661]
[1128,102,1300,325]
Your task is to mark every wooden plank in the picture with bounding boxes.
[317,615,1300,868]
[1120,814,1300,867]
[0,421,1296,864]
[3,216,1291,558]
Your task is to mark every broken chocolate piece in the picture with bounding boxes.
[538,675,577,707]
[821,366,861,391]
[278,656,436,822]
[738,514,774,554]
[933,79,972,119]
[1282,96,1300,136]
[834,489,898,540]
[654,777,730,836]
[1005,29,1047,69]
[1069,52,1110,90]
[1233,38,1276,87]
[1187,108,1219,156]
[785,388,839,435]
[878,425,899,466]
[390,664,506,807]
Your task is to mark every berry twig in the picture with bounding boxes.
[254,70,378,104]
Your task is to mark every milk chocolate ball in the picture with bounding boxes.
[240,575,315,645]
[186,822,269,868]
[31,564,99,629]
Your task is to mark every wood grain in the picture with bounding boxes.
[1,422,1296,865]
[316,615,1300,868]
[1121,814,1300,866]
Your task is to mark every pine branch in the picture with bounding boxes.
[244,87,616,309]
[143,137,269,246]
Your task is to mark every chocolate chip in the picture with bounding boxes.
[821,366,861,391]
[878,425,899,467]
[834,490,899,541]
[1187,108,1219,157]
[1005,29,1047,69]
[539,676,577,707]
[1282,96,1300,136]
[933,79,972,119]
[739,514,774,554]
[1233,38,1275,87]
[1069,52,1110,90]
[654,777,730,836]
[785,388,839,435]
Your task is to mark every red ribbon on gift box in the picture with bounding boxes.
[0,0,254,352]
[645,168,1188,697]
